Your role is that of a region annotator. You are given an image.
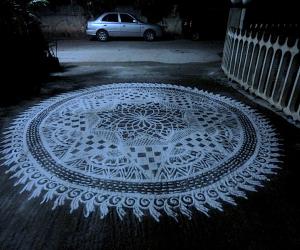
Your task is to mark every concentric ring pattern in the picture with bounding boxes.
[1,83,281,221]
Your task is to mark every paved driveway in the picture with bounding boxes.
[57,39,223,64]
[0,38,299,250]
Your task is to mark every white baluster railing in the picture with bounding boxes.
[222,26,300,122]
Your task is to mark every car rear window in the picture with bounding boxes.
[102,14,119,22]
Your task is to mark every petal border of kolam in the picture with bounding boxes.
[0,83,282,222]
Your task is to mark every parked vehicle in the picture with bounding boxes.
[86,12,163,41]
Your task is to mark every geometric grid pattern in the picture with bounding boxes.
[0,83,282,221]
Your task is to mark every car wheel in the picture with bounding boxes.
[191,31,200,41]
[144,30,156,41]
[96,30,109,42]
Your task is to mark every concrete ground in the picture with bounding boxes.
[0,39,299,250]
[56,39,223,64]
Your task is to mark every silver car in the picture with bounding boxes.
[86,12,163,41]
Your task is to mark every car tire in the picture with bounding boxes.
[96,30,109,42]
[191,31,200,41]
[144,30,156,42]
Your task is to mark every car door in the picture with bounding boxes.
[101,13,121,37]
[119,13,141,37]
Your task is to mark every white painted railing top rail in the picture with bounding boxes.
[222,25,300,123]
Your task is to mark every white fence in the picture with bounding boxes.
[222,25,300,122]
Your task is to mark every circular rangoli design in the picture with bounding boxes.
[1,83,281,221]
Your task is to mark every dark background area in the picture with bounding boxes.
[0,0,229,105]
[0,1,299,249]
[244,0,300,24]
[1,0,299,106]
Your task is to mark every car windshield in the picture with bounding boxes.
[134,16,144,23]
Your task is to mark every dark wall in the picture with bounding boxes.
[245,0,299,24]
[179,1,229,39]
